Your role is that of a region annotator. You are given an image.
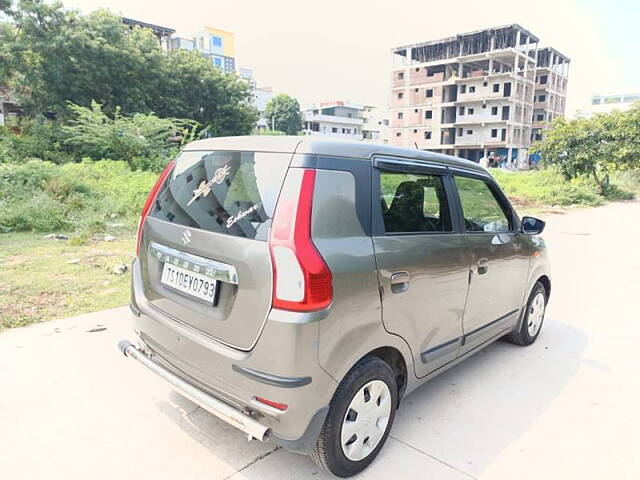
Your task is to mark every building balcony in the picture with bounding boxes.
[303,113,363,126]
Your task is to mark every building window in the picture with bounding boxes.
[397,112,403,119]
[414,109,419,113]
[491,129,498,138]
[425,110,433,119]
[540,75,548,84]
[332,127,338,133]
[347,129,351,134]
[493,83,500,93]
[467,129,473,135]
[469,86,476,93]
[396,132,402,137]
[536,114,545,121]
[213,56,223,68]
[211,36,223,48]
[398,72,404,80]
[468,108,474,115]
[483,81,488,87]
[458,107,465,115]
[426,89,433,98]
[538,95,546,102]
[501,128,506,141]
[458,128,463,136]
[482,104,487,109]
[424,131,432,139]
[460,85,467,94]
[414,88,419,92]
[413,129,418,133]
[415,67,420,72]
[491,106,498,115]
[398,92,403,99]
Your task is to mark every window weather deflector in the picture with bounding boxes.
[372,156,447,175]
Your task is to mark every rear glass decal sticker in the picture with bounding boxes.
[187,164,231,206]
[227,204,261,228]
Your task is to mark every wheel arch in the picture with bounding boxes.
[537,274,551,301]
[353,346,408,407]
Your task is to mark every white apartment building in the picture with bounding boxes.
[575,93,640,118]
[302,101,390,142]
[302,101,365,140]
[362,106,391,144]
[253,86,274,131]
[390,24,546,168]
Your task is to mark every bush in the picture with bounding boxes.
[0,118,74,165]
[62,102,193,168]
[0,159,157,233]
[491,166,604,207]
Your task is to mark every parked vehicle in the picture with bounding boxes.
[119,136,550,477]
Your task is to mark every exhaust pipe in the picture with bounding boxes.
[118,340,270,441]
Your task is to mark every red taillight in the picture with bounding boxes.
[269,169,332,312]
[254,396,288,412]
[136,161,175,256]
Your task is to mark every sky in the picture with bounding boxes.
[62,0,640,117]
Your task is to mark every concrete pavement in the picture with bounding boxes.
[1,201,639,479]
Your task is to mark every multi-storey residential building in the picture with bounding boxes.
[532,47,570,142]
[390,24,544,168]
[253,86,274,131]
[575,93,640,118]
[302,101,390,142]
[362,106,391,144]
[170,26,236,74]
[302,101,366,140]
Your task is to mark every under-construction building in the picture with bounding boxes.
[390,24,569,168]
[532,47,570,142]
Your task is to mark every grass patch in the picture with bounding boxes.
[0,159,157,234]
[0,232,135,328]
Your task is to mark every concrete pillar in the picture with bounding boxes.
[507,147,513,168]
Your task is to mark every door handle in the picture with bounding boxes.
[477,258,489,275]
[390,271,410,293]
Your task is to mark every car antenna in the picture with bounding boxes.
[414,142,419,149]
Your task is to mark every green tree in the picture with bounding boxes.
[0,0,257,135]
[264,94,302,135]
[538,104,640,194]
[62,101,195,168]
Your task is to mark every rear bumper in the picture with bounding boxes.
[128,257,337,451]
[118,339,269,441]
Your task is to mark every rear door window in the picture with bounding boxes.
[380,171,452,233]
[150,150,291,241]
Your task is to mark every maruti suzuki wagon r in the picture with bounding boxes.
[119,136,550,477]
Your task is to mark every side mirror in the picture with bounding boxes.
[521,216,545,235]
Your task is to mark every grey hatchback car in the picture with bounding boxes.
[119,136,550,477]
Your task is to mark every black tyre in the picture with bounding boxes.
[508,281,547,346]
[311,356,398,477]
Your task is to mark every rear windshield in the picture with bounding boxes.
[150,150,291,241]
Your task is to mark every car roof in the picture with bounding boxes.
[183,136,486,173]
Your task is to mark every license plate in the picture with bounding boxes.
[160,263,217,304]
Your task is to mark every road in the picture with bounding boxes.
[1,201,639,479]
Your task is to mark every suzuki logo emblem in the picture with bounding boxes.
[181,230,192,245]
